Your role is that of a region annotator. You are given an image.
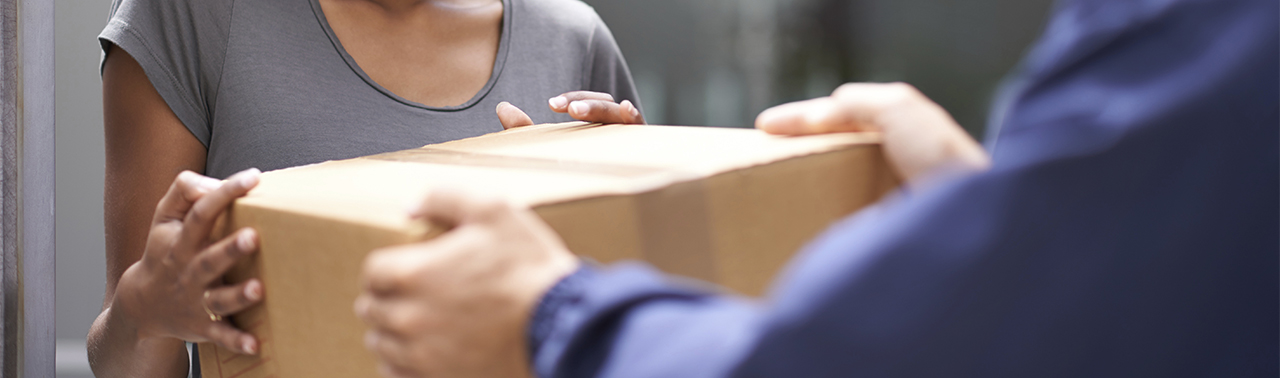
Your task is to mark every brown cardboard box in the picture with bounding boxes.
[198,122,897,378]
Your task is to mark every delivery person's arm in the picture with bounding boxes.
[88,46,264,378]
[353,82,986,378]
[355,0,1279,376]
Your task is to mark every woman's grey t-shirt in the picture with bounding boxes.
[99,0,641,179]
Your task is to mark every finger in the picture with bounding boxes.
[755,97,875,136]
[360,244,432,297]
[567,100,632,124]
[548,91,615,112]
[184,228,259,286]
[619,100,646,124]
[407,187,513,227]
[178,168,261,252]
[357,297,424,335]
[366,331,424,378]
[153,171,223,224]
[203,279,264,316]
[496,102,534,130]
[204,321,259,355]
[755,98,824,135]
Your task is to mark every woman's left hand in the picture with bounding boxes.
[497,91,644,129]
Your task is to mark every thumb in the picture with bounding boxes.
[497,102,535,130]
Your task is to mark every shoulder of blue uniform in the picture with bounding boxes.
[1026,0,1251,84]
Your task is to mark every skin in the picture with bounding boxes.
[90,45,265,378]
[90,0,637,375]
[355,83,990,378]
[319,0,504,107]
[356,190,579,378]
[498,91,645,129]
[756,83,989,185]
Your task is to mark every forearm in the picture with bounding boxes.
[88,305,189,378]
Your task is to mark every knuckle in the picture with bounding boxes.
[363,251,395,277]
[221,236,246,257]
[197,256,217,276]
[474,197,513,217]
[208,296,227,313]
[204,322,225,339]
[833,83,860,96]
[367,260,411,293]
[385,268,414,290]
[886,82,921,100]
[176,271,195,288]
[187,205,212,225]
[385,310,420,333]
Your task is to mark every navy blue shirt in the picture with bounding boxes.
[528,0,1279,377]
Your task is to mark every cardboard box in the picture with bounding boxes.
[198,122,897,378]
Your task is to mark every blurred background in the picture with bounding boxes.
[54,0,1054,376]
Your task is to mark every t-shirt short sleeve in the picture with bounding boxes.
[98,0,235,147]
[583,14,644,117]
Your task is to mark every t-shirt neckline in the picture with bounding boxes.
[308,0,513,112]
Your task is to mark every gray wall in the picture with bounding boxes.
[53,0,1052,376]
[54,0,108,376]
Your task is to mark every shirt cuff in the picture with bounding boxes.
[528,263,596,361]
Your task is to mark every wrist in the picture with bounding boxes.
[109,265,164,343]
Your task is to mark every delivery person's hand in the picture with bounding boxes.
[755,83,990,186]
[355,189,580,378]
[108,169,265,355]
[497,91,645,129]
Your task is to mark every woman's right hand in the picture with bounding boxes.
[496,91,645,129]
[110,168,265,355]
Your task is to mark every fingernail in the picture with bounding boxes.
[496,101,511,112]
[238,229,257,251]
[245,280,262,301]
[364,331,379,350]
[623,101,639,118]
[549,96,568,109]
[242,338,257,355]
[569,101,589,117]
[237,169,261,188]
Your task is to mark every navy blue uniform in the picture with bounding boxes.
[528,0,1280,376]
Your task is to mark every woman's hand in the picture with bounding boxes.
[755,83,991,186]
[497,91,644,129]
[355,189,579,378]
[110,169,265,355]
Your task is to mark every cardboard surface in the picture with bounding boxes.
[198,123,898,378]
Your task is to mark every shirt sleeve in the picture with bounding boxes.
[528,262,764,378]
[98,0,234,148]
[527,0,1279,376]
[582,16,644,119]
